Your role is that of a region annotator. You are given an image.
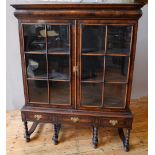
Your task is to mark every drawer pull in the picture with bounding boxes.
[71,117,79,123]
[34,114,42,121]
[109,120,118,126]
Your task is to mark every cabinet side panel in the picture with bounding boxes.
[126,22,138,108]
[18,21,29,104]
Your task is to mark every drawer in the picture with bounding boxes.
[100,118,132,128]
[60,115,93,125]
[24,112,49,122]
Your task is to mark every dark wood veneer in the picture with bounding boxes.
[12,1,147,151]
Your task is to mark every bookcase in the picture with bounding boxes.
[12,0,147,151]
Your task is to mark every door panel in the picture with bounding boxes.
[25,54,47,78]
[49,81,70,105]
[47,25,70,53]
[48,55,70,80]
[107,26,132,54]
[77,20,133,110]
[105,56,129,82]
[28,80,48,103]
[81,56,104,81]
[82,25,105,54]
[81,83,103,107]
[22,20,75,108]
[104,83,127,108]
[23,24,46,52]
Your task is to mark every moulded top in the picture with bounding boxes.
[11,0,147,10]
[11,0,148,4]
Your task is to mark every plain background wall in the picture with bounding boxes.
[6,1,148,111]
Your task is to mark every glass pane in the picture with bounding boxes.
[81,56,104,81]
[104,84,126,108]
[47,25,69,53]
[28,80,48,103]
[50,82,70,104]
[26,54,47,78]
[81,83,102,106]
[23,24,46,52]
[82,25,105,54]
[105,56,129,82]
[48,55,69,80]
[107,26,132,54]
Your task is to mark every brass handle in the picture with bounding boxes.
[34,114,42,121]
[109,120,118,126]
[71,117,79,123]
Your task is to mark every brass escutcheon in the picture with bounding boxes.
[109,120,118,126]
[73,66,78,73]
[34,114,42,121]
[71,117,79,123]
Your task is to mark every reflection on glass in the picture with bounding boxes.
[26,54,47,78]
[28,80,48,103]
[107,26,132,54]
[47,25,69,53]
[82,25,105,54]
[48,55,69,80]
[81,56,104,81]
[105,56,129,82]
[104,84,126,108]
[23,24,46,52]
[50,82,70,104]
[81,83,102,106]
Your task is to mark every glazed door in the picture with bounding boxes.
[21,20,75,108]
[77,20,133,110]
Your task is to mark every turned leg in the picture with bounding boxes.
[52,124,61,145]
[24,121,30,142]
[57,124,61,133]
[92,126,98,148]
[118,128,130,152]
[124,129,130,152]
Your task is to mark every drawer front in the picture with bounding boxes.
[24,112,50,122]
[100,118,132,128]
[61,116,93,125]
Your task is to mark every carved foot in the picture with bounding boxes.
[118,128,130,152]
[52,124,61,145]
[24,134,30,142]
[92,126,98,148]
[23,121,39,142]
